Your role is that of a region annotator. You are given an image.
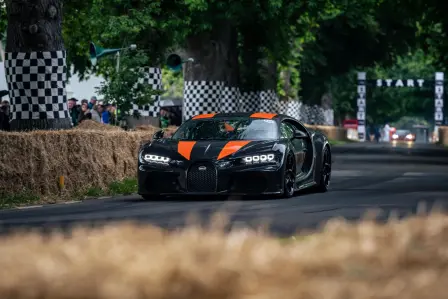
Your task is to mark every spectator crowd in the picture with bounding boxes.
[68,96,118,127]
[0,99,10,131]
[0,96,119,131]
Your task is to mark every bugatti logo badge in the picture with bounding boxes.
[198,166,207,171]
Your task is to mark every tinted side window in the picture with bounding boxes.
[280,122,294,139]
[285,120,308,135]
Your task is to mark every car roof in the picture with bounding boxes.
[190,112,291,121]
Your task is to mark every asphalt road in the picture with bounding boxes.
[1,141,448,237]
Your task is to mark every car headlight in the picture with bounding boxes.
[405,134,413,139]
[141,153,171,164]
[392,134,398,139]
[242,153,276,164]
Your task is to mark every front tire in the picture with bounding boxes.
[316,146,331,192]
[281,152,296,198]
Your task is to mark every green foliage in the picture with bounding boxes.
[329,49,437,125]
[3,0,448,126]
[0,4,6,56]
[162,67,184,98]
[391,116,430,130]
[299,0,425,105]
[95,50,163,116]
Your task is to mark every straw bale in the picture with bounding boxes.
[73,120,124,131]
[0,213,447,299]
[0,129,152,198]
[134,125,178,137]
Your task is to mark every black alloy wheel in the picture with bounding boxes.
[282,153,296,198]
[316,146,331,192]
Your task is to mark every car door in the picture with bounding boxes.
[285,119,313,173]
[280,121,302,175]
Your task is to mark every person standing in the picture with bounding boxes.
[159,108,170,129]
[68,98,80,126]
[100,104,111,124]
[383,123,391,142]
[78,102,92,124]
[88,96,98,110]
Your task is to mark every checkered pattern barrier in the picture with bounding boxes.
[4,51,69,120]
[184,81,239,119]
[221,85,240,113]
[183,81,334,125]
[277,99,302,120]
[131,67,162,117]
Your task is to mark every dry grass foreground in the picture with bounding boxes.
[0,213,447,299]
[0,120,157,198]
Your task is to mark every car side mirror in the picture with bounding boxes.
[293,131,307,139]
[153,130,164,140]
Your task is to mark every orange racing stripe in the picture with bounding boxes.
[192,113,216,119]
[224,123,234,131]
[250,112,277,119]
[178,141,196,160]
[217,141,251,160]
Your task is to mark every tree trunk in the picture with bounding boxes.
[239,41,279,113]
[182,21,239,119]
[4,0,71,131]
[183,21,238,85]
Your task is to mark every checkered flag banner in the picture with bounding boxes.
[277,99,302,120]
[4,51,69,121]
[184,81,234,120]
[239,89,279,113]
[182,80,334,125]
[131,67,162,117]
[299,104,334,125]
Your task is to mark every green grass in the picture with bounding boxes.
[0,190,41,209]
[328,139,347,146]
[0,177,139,210]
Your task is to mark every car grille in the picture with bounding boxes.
[187,162,217,192]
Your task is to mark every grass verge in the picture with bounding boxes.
[0,177,138,210]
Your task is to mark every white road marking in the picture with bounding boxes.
[331,170,364,177]
[64,200,82,204]
[17,205,43,209]
[403,172,427,177]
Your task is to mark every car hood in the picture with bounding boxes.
[143,139,279,160]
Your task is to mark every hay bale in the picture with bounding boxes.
[134,125,160,135]
[304,124,349,141]
[0,213,446,298]
[134,125,178,137]
[0,130,152,198]
[164,125,178,137]
[74,120,123,131]
[439,126,448,146]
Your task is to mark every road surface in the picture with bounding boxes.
[0,142,447,237]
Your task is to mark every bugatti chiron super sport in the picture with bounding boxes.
[138,112,332,199]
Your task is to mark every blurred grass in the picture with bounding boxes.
[0,177,138,210]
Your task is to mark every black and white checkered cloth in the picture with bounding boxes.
[131,67,162,117]
[183,80,334,125]
[278,99,301,120]
[4,51,69,120]
[183,81,224,119]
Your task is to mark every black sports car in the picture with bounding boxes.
[138,112,332,199]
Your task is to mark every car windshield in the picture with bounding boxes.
[171,117,279,141]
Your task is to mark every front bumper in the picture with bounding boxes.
[137,163,284,196]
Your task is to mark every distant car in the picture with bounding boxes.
[137,112,332,199]
[392,129,415,142]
